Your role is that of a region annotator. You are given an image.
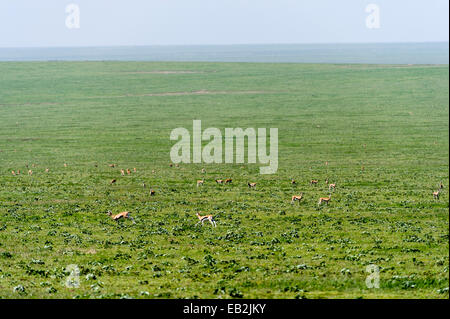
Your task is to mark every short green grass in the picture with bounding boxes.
[0,62,448,299]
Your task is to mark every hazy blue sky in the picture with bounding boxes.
[0,0,448,47]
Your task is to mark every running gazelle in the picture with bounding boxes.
[196,212,217,227]
[107,211,135,223]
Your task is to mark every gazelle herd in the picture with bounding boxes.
[7,162,446,228]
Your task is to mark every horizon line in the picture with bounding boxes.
[0,41,448,50]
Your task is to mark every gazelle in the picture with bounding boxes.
[110,179,117,185]
[28,170,33,176]
[248,182,257,188]
[215,179,224,184]
[196,212,216,227]
[109,164,116,168]
[310,180,318,185]
[225,178,232,184]
[107,211,135,223]
[291,179,296,185]
[17,170,20,175]
[197,180,204,187]
[433,189,440,199]
[133,168,137,173]
[11,170,15,176]
[121,169,125,176]
[201,168,206,173]
[127,169,131,175]
[291,193,303,204]
[440,182,444,189]
[64,163,67,167]
[328,183,336,191]
[45,168,49,173]
[150,189,156,196]
[318,194,331,206]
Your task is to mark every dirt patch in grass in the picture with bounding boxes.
[84,90,276,100]
[0,102,59,107]
[122,71,204,74]
[138,90,270,97]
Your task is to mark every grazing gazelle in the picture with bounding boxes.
[127,169,131,175]
[195,212,216,227]
[225,178,232,184]
[28,170,33,176]
[248,182,257,188]
[197,180,204,187]
[433,189,440,199]
[109,164,116,168]
[11,170,15,176]
[215,179,224,184]
[121,169,125,176]
[318,194,331,206]
[310,180,318,185]
[291,193,303,204]
[328,183,336,191]
[110,179,117,185]
[133,168,137,173]
[107,211,135,223]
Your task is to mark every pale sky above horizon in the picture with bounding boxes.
[0,0,448,48]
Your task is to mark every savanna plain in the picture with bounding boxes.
[0,61,448,298]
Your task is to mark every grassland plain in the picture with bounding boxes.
[0,62,448,299]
